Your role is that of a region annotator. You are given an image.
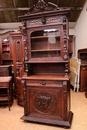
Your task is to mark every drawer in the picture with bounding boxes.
[0,83,9,88]
[25,79,68,88]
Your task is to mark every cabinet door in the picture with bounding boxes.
[25,26,68,62]
[24,84,69,121]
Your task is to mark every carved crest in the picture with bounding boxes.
[26,0,61,15]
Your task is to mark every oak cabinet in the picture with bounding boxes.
[19,0,73,128]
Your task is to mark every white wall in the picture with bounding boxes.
[75,1,87,57]
[0,22,75,33]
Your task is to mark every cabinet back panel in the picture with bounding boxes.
[28,63,65,75]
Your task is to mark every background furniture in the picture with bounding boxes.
[0,76,13,111]
[70,58,81,92]
[0,31,13,65]
[10,31,24,101]
[16,77,24,106]
[78,48,87,92]
[0,31,24,102]
[19,0,73,128]
[0,65,12,76]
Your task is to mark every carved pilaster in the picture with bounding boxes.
[21,80,27,115]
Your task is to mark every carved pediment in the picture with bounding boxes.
[26,0,61,15]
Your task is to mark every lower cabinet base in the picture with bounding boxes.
[21,111,73,128]
[17,97,24,106]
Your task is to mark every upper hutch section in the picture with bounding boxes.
[19,0,70,63]
[78,48,87,64]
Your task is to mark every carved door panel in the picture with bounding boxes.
[25,85,67,120]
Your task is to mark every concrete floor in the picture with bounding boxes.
[0,89,87,130]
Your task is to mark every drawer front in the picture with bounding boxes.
[26,79,68,88]
[0,83,9,88]
[0,69,9,76]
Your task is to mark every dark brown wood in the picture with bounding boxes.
[16,77,24,106]
[0,76,13,111]
[0,65,12,76]
[69,36,73,58]
[19,0,73,128]
[80,65,87,92]
[0,31,24,100]
[78,48,87,92]
[10,31,24,99]
[10,31,24,81]
[0,31,13,65]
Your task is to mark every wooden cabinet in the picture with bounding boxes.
[78,48,87,64]
[16,77,24,106]
[0,77,13,111]
[80,65,87,92]
[19,0,73,128]
[0,31,13,65]
[78,48,87,92]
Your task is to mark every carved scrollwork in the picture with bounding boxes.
[16,40,21,62]
[26,0,61,15]
[63,30,69,60]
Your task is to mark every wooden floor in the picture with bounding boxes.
[0,89,87,130]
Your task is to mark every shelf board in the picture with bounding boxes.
[0,96,8,101]
[22,74,70,80]
[2,43,9,46]
[31,35,60,39]
[31,49,61,52]
[25,58,69,63]
[2,50,10,52]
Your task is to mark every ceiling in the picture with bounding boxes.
[0,0,86,24]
